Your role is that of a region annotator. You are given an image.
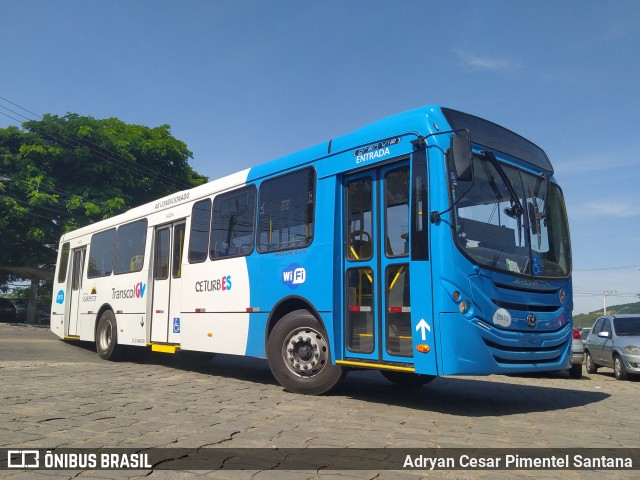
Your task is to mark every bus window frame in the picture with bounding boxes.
[257,167,316,254]
[113,219,148,275]
[188,198,213,264]
[57,242,71,283]
[87,228,116,279]
[210,185,257,260]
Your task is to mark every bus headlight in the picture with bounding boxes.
[459,300,470,315]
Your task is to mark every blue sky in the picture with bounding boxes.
[1,0,639,314]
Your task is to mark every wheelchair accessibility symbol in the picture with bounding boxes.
[532,255,543,276]
[173,318,180,333]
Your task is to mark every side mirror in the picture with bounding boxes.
[598,331,610,339]
[448,134,473,181]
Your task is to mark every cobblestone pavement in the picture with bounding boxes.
[1,323,638,479]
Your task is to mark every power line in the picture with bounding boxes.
[0,103,32,124]
[0,166,81,201]
[0,109,23,126]
[574,265,639,272]
[0,203,63,222]
[1,193,72,218]
[0,100,183,187]
[574,292,639,298]
[0,96,40,118]
[0,98,192,190]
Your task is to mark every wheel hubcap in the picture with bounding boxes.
[283,327,328,377]
[99,323,111,351]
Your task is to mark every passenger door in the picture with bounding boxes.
[341,154,435,371]
[151,221,186,344]
[66,247,86,336]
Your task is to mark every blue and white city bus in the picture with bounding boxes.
[51,105,572,394]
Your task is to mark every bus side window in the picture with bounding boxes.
[154,228,170,280]
[258,168,315,253]
[57,242,70,283]
[113,219,147,275]
[189,199,212,263]
[172,223,186,277]
[346,177,373,261]
[384,167,410,258]
[210,186,256,259]
[88,228,116,278]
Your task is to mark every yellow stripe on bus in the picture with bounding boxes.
[335,360,414,372]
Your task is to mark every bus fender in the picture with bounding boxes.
[265,295,325,350]
[93,304,115,342]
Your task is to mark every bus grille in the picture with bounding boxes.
[480,327,570,366]
[492,300,558,313]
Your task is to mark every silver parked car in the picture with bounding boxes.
[569,328,584,378]
[585,315,640,380]
[578,327,591,347]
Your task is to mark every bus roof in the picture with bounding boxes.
[58,104,550,242]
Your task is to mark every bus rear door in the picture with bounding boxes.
[151,221,186,344]
[66,246,86,337]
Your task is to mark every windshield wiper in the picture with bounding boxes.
[533,173,550,225]
[480,150,525,243]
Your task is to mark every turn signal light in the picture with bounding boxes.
[416,344,431,353]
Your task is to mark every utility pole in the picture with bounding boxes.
[603,290,616,315]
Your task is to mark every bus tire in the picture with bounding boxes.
[267,309,343,395]
[380,370,436,387]
[96,310,126,361]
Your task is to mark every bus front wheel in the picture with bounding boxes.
[267,309,343,395]
[96,310,126,361]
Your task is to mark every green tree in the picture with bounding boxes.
[0,113,207,310]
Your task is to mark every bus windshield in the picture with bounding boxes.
[452,154,571,278]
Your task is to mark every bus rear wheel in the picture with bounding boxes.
[96,310,126,361]
[267,309,343,395]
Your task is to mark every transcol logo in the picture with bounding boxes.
[282,263,306,289]
[56,290,65,304]
[112,282,146,300]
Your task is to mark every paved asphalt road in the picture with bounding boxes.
[1,323,638,479]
